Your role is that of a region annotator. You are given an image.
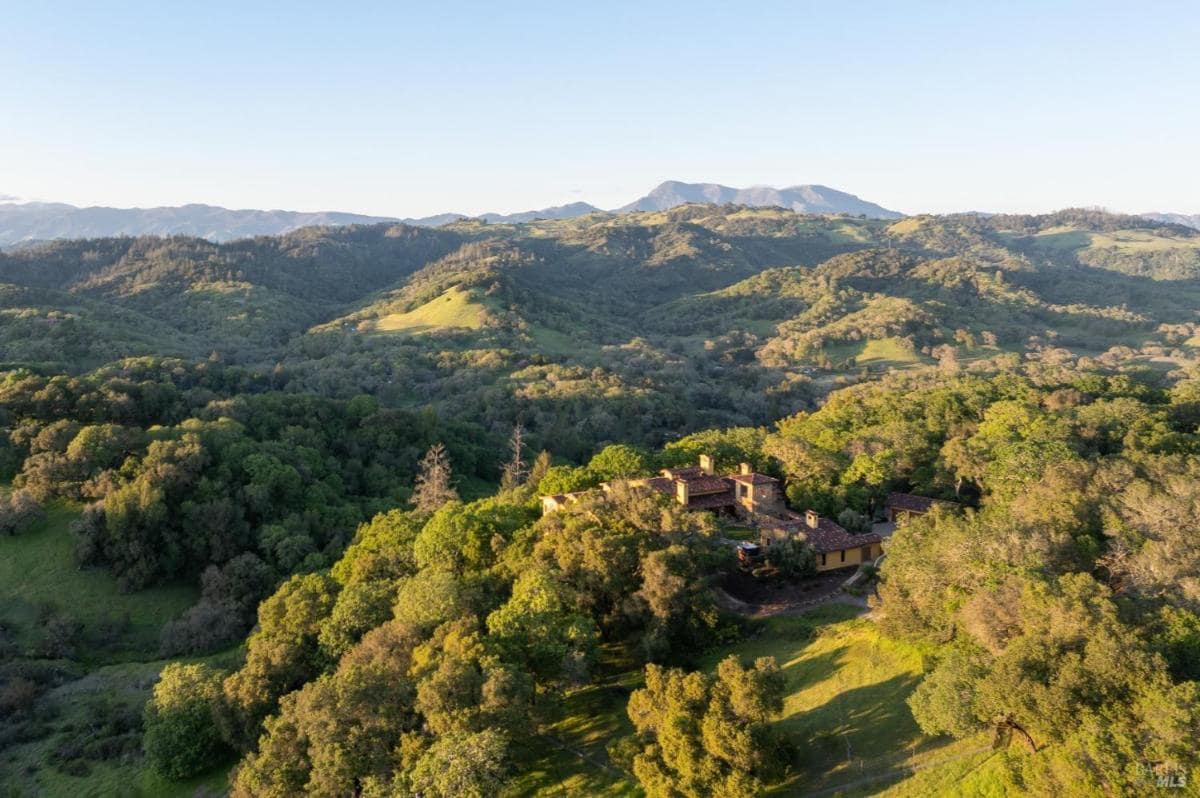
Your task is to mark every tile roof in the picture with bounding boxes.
[682,475,731,495]
[769,511,882,553]
[686,490,737,509]
[644,476,674,494]
[885,492,957,513]
[728,473,777,485]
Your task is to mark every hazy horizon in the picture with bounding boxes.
[0,179,1190,220]
[3,1,1198,218]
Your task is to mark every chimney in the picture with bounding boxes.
[805,509,820,529]
[739,462,752,476]
[699,454,715,476]
[675,479,690,505]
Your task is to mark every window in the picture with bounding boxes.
[840,549,845,562]
[820,553,826,566]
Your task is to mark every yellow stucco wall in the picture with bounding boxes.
[815,543,880,572]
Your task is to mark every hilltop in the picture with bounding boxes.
[4,203,1200,797]
[617,180,904,217]
[3,204,1200,456]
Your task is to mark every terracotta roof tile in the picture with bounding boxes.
[686,491,736,509]
[682,475,731,494]
[728,473,777,485]
[644,476,673,494]
[769,511,882,553]
[885,493,957,513]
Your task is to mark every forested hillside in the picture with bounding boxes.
[3,206,1200,455]
[3,206,1200,795]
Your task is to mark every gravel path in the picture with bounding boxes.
[715,585,869,618]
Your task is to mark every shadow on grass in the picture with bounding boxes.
[775,672,943,793]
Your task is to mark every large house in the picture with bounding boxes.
[539,490,594,514]
[761,509,884,572]
[540,454,886,572]
[605,454,783,517]
[542,454,784,519]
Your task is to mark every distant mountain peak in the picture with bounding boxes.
[0,181,906,246]
[1141,212,1200,231]
[617,181,903,218]
[479,201,602,224]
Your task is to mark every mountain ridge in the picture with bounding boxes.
[5,183,1195,245]
[1142,212,1200,231]
[0,181,901,245]
[616,180,904,218]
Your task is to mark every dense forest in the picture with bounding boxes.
[2,206,1200,795]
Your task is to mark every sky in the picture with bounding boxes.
[1,1,1197,217]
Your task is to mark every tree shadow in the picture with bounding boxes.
[775,671,949,791]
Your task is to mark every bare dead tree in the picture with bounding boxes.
[500,423,527,490]
[413,443,458,513]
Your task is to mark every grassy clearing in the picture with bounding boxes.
[0,655,237,798]
[0,493,232,796]
[509,603,978,796]
[1017,227,1200,255]
[507,671,640,797]
[700,606,965,795]
[527,324,586,357]
[0,500,197,661]
[827,221,877,245]
[371,286,491,333]
[876,747,1013,798]
[824,337,928,369]
[886,218,926,236]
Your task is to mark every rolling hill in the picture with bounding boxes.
[4,203,1200,798]
[4,204,1199,458]
[0,202,399,245]
[0,181,900,245]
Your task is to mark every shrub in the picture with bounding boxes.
[143,663,230,780]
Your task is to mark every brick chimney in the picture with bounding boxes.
[675,479,690,505]
[805,509,820,529]
[739,462,752,475]
[699,454,715,476]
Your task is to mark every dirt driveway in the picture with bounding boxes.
[717,568,870,617]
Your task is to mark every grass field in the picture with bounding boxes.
[0,655,237,798]
[506,668,641,797]
[505,603,994,797]
[0,500,197,661]
[876,748,1014,798]
[886,218,926,236]
[371,286,491,333]
[0,493,229,797]
[824,337,929,370]
[704,606,979,796]
[1007,226,1200,255]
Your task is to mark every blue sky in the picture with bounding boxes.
[1,1,1196,216]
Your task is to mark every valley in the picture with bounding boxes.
[2,205,1200,797]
